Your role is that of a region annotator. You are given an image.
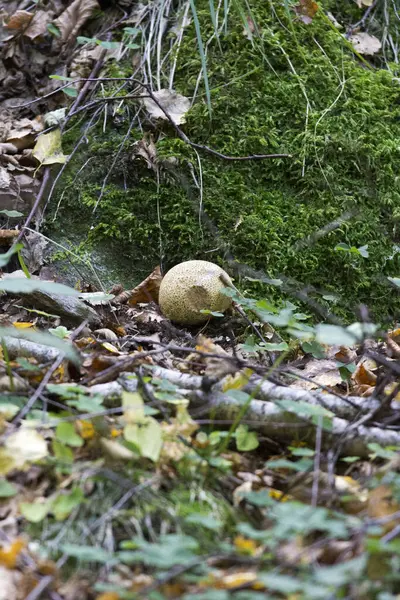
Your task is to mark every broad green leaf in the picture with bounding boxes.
[315,324,356,346]
[301,340,325,359]
[235,424,259,451]
[185,513,222,530]
[49,326,70,339]
[124,417,163,462]
[0,479,17,497]
[0,277,79,296]
[52,440,74,464]
[52,487,84,520]
[0,210,23,218]
[314,555,366,586]
[266,458,313,472]
[123,27,140,35]
[61,544,113,563]
[63,87,78,98]
[119,534,199,568]
[76,36,96,44]
[99,40,120,49]
[56,422,83,447]
[20,501,51,523]
[122,391,145,422]
[277,399,333,418]
[32,129,68,166]
[258,573,303,594]
[261,341,289,351]
[0,327,80,365]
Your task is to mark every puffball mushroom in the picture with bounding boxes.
[159,260,233,325]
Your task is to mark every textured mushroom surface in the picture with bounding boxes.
[159,260,232,325]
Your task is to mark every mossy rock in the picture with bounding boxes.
[48,0,400,321]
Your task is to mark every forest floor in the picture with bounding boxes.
[1,0,400,599]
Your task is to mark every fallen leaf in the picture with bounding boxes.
[293,0,319,24]
[353,362,377,386]
[53,0,100,43]
[32,129,68,166]
[367,485,400,534]
[0,538,26,569]
[133,135,158,171]
[355,0,374,6]
[23,9,52,39]
[128,265,162,305]
[5,10,33,31]
[349,32,382,55]
[0,428,48,475]
[143,90,190,125]
[0,565,19,599]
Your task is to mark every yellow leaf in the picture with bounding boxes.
[234,536,258,555]
[76,420,95,440]
[32,129,68,166]
[222,368,253,392]
[101,342,121,354]
[0,538,26,569]
[214,571,258,589]
[12,322,34,329]
[122,391,145,423]
[96,594,120,600]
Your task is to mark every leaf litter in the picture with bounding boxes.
[0,0,397,598]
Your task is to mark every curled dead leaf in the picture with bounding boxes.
[5,10,33,31]
[53,0,100,43]
[143,89,190,125]
[128,265,162,306]
[349,32,382,55]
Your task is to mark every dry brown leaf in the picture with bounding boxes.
[5,10,33,31]
[23,9,52,40]
[143,90,190,125]
[290,359,341,390]
[353,362,377,386]
[53,0,100,43]
[349,32,382,55]
[293,0,319,24]
[367,485,400,534]
[128,265,162,306]
[133,135,158,171]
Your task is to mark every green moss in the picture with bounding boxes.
[49,0,400,320]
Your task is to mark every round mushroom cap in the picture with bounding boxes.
[159,260,232,325]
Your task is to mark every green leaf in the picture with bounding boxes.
[49,326,70,339]
[99,41,120,49]
[314,555,366,586]
[315,324,356,346]
[119,534,199,568]
[358,244,369,258]
[125,42,140,49]
[52,487,84,520]
[63,87,78,98]
[52,440,74,464]
[235,424,259,451]
[49,74,74,81]
[0,328,80,365]
[47,22,61,37]
[301,340,325,359]
[277,399,333,418]
[266,458,313,472]
[0,244,23,268]
[0,479,17,497]
[61,544,113,563]
[56,422,83,447]
[260,341,289,351]
[76,36,97,44]
[124,417,163,462]
[123,27,140,35]
[0,210,23,218]
[20,501,51,523]
[0,402,20,420]
[0,277,79,296]
[185,513,222,530]
[259,573,303,594]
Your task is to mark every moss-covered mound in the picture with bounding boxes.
[50,0,400,320]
